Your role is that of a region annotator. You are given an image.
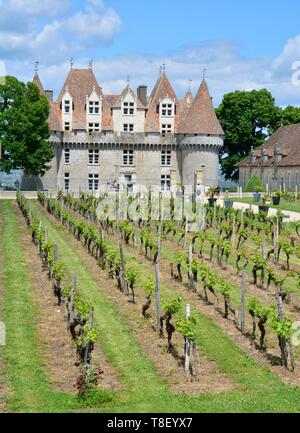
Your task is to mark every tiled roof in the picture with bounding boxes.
[57,68,113,130]
[239,124,300,168]
[32,72,45,94]
[179,80,224,135]
[145,72,180,133]
[48,102,62,131]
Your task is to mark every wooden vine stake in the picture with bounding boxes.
[240,270,246,334]
[184,304,191,376]
[84,308,94,365]
[68,272,77,325]
[60,198,64,225]
[119,244,127,294]
[241,208,244,229]
[188,242,194,291]
[155,223,161,334]
[231,213,236,250]
[183,218,188,249]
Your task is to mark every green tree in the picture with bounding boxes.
[279,105,300,125]
[0,76,54,175]
[216,89,281,181]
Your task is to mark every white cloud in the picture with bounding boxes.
[0,0,122,62]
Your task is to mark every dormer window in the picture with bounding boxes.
[161,124,172,135]
[123,102,134,115]
[88,123,100,132]
[64,100,70,113]
[64,122,70,131]
[89,100,100,114]
[161,103,173,117]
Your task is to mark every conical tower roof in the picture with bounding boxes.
[145,72,179,132]
[179,80,224,135]
[32,72,45,94]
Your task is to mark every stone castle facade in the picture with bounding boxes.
[22,68,224,194]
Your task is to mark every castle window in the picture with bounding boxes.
[88,123,100,132]
[123,102,134,115]
[124,174,134,193]
[161,174,171,191]
[161,124,172,135]
[161,103,173,117]
[88,174,99,191]
[161,150,171,166]
[64,122,70,131]
[64,149,70,165]
[89,149,99,165]
[123,150,134,166]
[89,100,100,114]
[64,100,70,113]
[64,173,70,191]
[123,124,134,132]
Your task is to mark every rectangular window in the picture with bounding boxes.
[124,174,134,192]
[161,124,172,135]
[123,150,134,166]
[123,102,135,115]
[161,150,171,166]
[161,103,173,116]
[89,100,100,114]
[161,174,171,191]
[64,122,70,131]
[64,173,70,191]
[64,149,70,164]
[123,124,134,132]
[89,149,99,165]
[64,100,70,113]
[88,123,100,132]
[88,174,99,191]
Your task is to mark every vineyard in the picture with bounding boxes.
[0,193,300,413]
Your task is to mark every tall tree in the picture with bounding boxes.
[280,105,300,125]
[216,89,281,181]
[0,76,54,175]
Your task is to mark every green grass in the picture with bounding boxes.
[0,201,78,412]
[231,197,300,214]
[32,200,300,412]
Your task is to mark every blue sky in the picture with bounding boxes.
[1,0,300,105]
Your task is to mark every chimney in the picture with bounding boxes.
[45,90,53,102]
[137,85,147,107]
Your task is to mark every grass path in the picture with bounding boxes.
[0,201,77,412]
[33,201,300,412]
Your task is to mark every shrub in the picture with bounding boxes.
[245,176,264,192]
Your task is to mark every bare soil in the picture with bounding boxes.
[41,205,237,395]
[14,202,122,394]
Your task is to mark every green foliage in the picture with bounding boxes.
[77,388,115,407]
[268,307,293,339]
[175,316,197,340]
[145,277,155,297]
[52,261,64,285]
[125,268,139,286]
[216,89,281,180]
[0,76,54,175]
[163,296,183,315]
[245,176,264,193]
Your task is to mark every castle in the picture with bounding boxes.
[22,67,224,194]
